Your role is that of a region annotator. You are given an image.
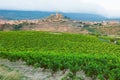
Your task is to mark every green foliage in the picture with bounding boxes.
[0,31,120,80]
[116,40,120,45]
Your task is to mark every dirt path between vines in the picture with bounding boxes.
[0,58,92,80]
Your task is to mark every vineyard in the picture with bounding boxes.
[0,31,120,80]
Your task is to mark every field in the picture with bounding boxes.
[0,31,120,80]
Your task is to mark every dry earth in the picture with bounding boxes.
[0,58,94,80]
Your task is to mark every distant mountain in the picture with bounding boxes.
[0,16,5,20]
[0,10,53,20]
[63,13,107,21]
[106,18,120,21]
[0,10,111,21]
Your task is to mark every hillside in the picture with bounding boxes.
[0,13,88,34]
[0,10,120,36]
[0,31,120,80]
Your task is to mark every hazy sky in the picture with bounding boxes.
[0,0,120,18]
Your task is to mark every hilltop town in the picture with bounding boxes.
[0,13,120,35]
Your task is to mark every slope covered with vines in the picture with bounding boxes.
[0,31,120,80]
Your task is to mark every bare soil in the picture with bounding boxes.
[0,58,93,80]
